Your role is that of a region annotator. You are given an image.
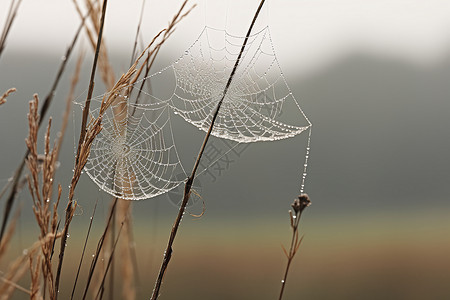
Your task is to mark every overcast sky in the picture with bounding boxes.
[1,0,450,77]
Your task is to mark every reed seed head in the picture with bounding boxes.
[292,194,311,214]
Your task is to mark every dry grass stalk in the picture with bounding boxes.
[55,1,109,295]
[0,0,23,59]
[77,3,195,293]
[278,194,311,300]
[83,2,195,293]
[56,51,85,159]
[117,200,135,300]
[133,0,196,105]
[0,234,58,300]
[80,198,118,300]
[0,88,16,106]
[29,255,42,300]
[25,94,64,299]
[0,2,86,244]
[72,0,115,89]
[0,209,20,264]
[91,200,136,300]
[151,1,265,298]
[94,219,124,300]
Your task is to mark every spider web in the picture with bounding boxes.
[170,26,311,143]
[79,93,186,200]
[77,26,312,200]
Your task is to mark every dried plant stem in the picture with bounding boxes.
[72,0,115,89]
[70,200,98,299]
[278,195,311,300]
[0,8,88,244]
[132,0,196,107]
[56,51,85,160]
[54,1,109,298]
[82,198,118,300]
[0,208,20,263]
[0,87,16,106]
[94,220,124,300]
[76,0,108,163]
[0,0,23,60]
[25,93,65,299]
[129,0,147,67]
[150,1,266,299]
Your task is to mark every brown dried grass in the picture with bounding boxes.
[0,88,16,106]
[0,2,204,299]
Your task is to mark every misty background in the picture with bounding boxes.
[0,0,449,299]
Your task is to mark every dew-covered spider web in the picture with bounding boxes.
[77,94,187,200]
[77,25,312,200]
[170,26,311,142]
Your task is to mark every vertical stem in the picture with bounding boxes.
[109,204,116,300]
[278,228,297,300]
[278,194,310,300]
[150,1,266,299]
[76,0,108,165]
[54,1,109,298]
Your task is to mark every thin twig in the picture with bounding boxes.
[0,0,23,60]
[278,194,311,300]
[133,0,196,107]
[150,1,266,299]
[82,198,118,300]
[129,0,147,68]
[95,220,125,300]
[71,199,98,300]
